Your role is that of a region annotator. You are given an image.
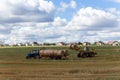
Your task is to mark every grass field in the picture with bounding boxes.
[0,46,120,80]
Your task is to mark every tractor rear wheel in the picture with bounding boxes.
[92,52,96,57]
[87,52,93,57]
[35,55,40,59]
[77,53,81,57]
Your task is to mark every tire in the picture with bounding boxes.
[87,52,93,57]
[58,56,62,59]
[55,57,58,60]
[81,52,87,58]
[92,52,96,57]
[35,55,40,59]
[54,56,62,60]
[26,56,29,59]
[77,53,81,58]
[50,57,54,59]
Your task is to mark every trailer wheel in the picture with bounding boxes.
[58,56,62,59]
[50,57,54,59]
[55,56,61,60]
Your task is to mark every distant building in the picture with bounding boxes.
[78,42,82,46]
[0,41,4,47]
[96,41,105,46]
[112,41,120,46]
[107,41,120,46]
[56,42,65,46]
[25,42,31,47]
[32,42,39,46]
[83,42,91,46]
[17,43,22,47]
[107,41,114,45]
[43,43,50,46]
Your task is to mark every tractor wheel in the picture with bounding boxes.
[77,53,81,58]
[81,52,87,58]
[49,57,54,59]
[55,57,58,60]
[92,52,96,57]
[55,56,61,60]
[88,52,93,57]
[26,56,29,59]
[35,55,40,59]
[58,56,62,59]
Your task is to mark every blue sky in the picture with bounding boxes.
[53,0,120,20]
[0,0,120,44]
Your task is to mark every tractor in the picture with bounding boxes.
[77,49,97,58]
[70,43,97,58]
[26,50,40,59]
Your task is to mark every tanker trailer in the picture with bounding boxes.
[26,49,68,59]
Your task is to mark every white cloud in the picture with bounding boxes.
[58,2,69,12]
[0,0,55,23]
[67,7,117,31]
[58,0,77,12]
[52,17,67,27]
[114,0,120,3]
[65,7,120,42]
[1,6,120,44]
[70,0,77,9]
[38,0,55,13]
[3,18,68,44]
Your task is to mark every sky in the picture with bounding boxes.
[0,0,120,44]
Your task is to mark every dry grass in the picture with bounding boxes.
[1,60,120,80]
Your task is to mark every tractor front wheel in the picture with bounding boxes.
[81,52,87,58]
[26,56,30,59]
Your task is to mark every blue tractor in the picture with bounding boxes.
[26,50,40,59]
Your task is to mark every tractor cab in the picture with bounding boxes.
[26,50,40,59]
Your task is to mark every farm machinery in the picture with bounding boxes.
[26,44,97,59]
[69,43,97,58]
[26,49,68,59]
[26,50,40,59]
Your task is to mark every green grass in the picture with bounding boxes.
[0,46,120,80]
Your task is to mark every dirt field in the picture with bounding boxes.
[0,46,120,80]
